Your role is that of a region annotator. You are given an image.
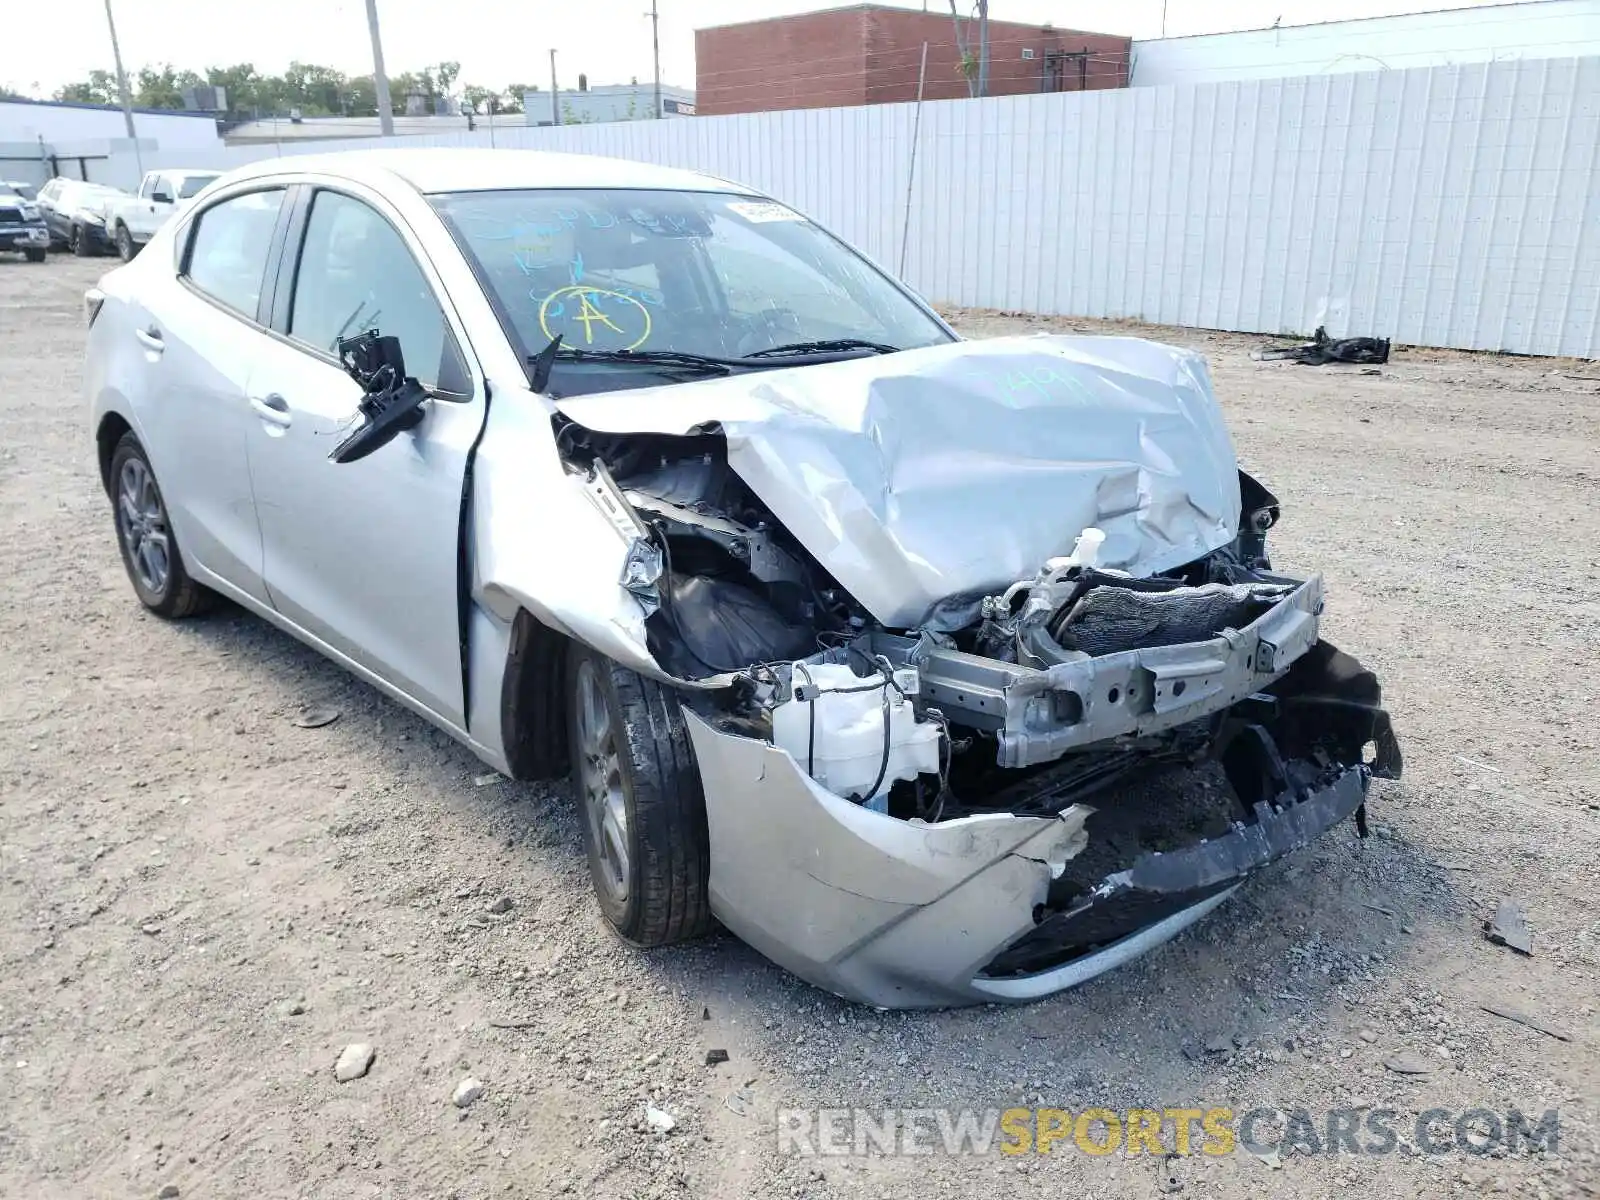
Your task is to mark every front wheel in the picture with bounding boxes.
[24,248,45,263]
[71,223,95,257]
[114,224,136,262]
[108,433,214,619]
[566,643,712,947]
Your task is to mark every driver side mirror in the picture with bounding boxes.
[151,190,173,204]
[328,331,430,464]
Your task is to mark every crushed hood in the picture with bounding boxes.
[555,336,1242,628]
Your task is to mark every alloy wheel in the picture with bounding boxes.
[116,456,171,595]
[574,657,630,903]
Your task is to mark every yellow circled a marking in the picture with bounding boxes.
[538,286,652,351]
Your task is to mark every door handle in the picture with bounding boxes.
[249,392,292,427]
[133,326,163,353]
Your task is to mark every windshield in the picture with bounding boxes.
[431,188,950,390]
[1,183,37,201]
[178,174,219,199]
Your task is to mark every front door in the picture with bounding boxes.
[244,184,484,728]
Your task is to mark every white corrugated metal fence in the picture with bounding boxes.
[162,55,1600,357]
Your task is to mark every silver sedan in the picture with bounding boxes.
[85,149,1400,1008]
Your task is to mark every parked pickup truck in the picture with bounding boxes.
[0,181,49,262]
[103,170,222,260]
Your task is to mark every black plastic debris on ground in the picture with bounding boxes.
[1483,898,1533,955]
[1255,326,1391,366]
[705,1048,730,1067]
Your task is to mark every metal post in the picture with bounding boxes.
[976,0,990,98]
[550,50,561,126]
[365,0,395,136]
[102,0,142,177]
[1160,0,1168,37]
[898,42,928,278]
[650,0,662,118]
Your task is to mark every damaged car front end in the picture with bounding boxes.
[544,335,1402,1009]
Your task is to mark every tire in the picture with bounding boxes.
[566,642,712,947]
[71,223,95,257]
[108,433,214,619]
[24,248,45,263]
[114,223,136,262]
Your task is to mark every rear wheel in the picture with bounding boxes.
[114,223,136,261]
[566,643,712,947]
[108,433,213,619]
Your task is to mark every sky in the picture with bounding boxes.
[0,0,1550,99]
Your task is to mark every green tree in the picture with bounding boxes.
[204,63,273,115]
[281,61,349,115]
[344,74,379,117]
[134,64,203,108]
[461,84,496,114]
[499,84,537,114]
[56,70,120,105]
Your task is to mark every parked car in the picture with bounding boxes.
[103,169,222,261]
[37,178,129,256]
[0,184,49,261]
[0,180,40,201]
[84,150,1401,1008]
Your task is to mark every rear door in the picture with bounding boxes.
[244,182,484,727]
[128,185,290,604]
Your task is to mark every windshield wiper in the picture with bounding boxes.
[533,344,734,376]
[741,338,902,359]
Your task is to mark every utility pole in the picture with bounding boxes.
[549,50,561,125]
[976,0,990,98]
[101,0,142,176]
[648,0,662,118]
[364,0,395,136]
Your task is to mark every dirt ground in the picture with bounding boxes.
[1,255,1596,1200]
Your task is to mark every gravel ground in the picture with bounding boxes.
[1,255,1596,1200]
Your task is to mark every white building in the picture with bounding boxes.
[0,97,222,189]
[522,81,695,126]
[1130,0,1600,86]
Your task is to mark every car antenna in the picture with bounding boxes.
[529,333,564,393]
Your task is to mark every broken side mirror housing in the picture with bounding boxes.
[329,331,430,464]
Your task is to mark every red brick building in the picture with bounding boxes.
[695,4,1130,117]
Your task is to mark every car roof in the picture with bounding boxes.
[217,147,757,198]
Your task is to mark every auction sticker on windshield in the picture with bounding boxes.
[727,200,803,223]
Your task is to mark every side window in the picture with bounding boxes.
[289,190,446,387]
[138,175,155,200]
[184,189,286,319]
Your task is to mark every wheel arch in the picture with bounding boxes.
[95,411,135,494]
[499,606,572,781]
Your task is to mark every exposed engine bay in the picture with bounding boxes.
[556,419,1397,821]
